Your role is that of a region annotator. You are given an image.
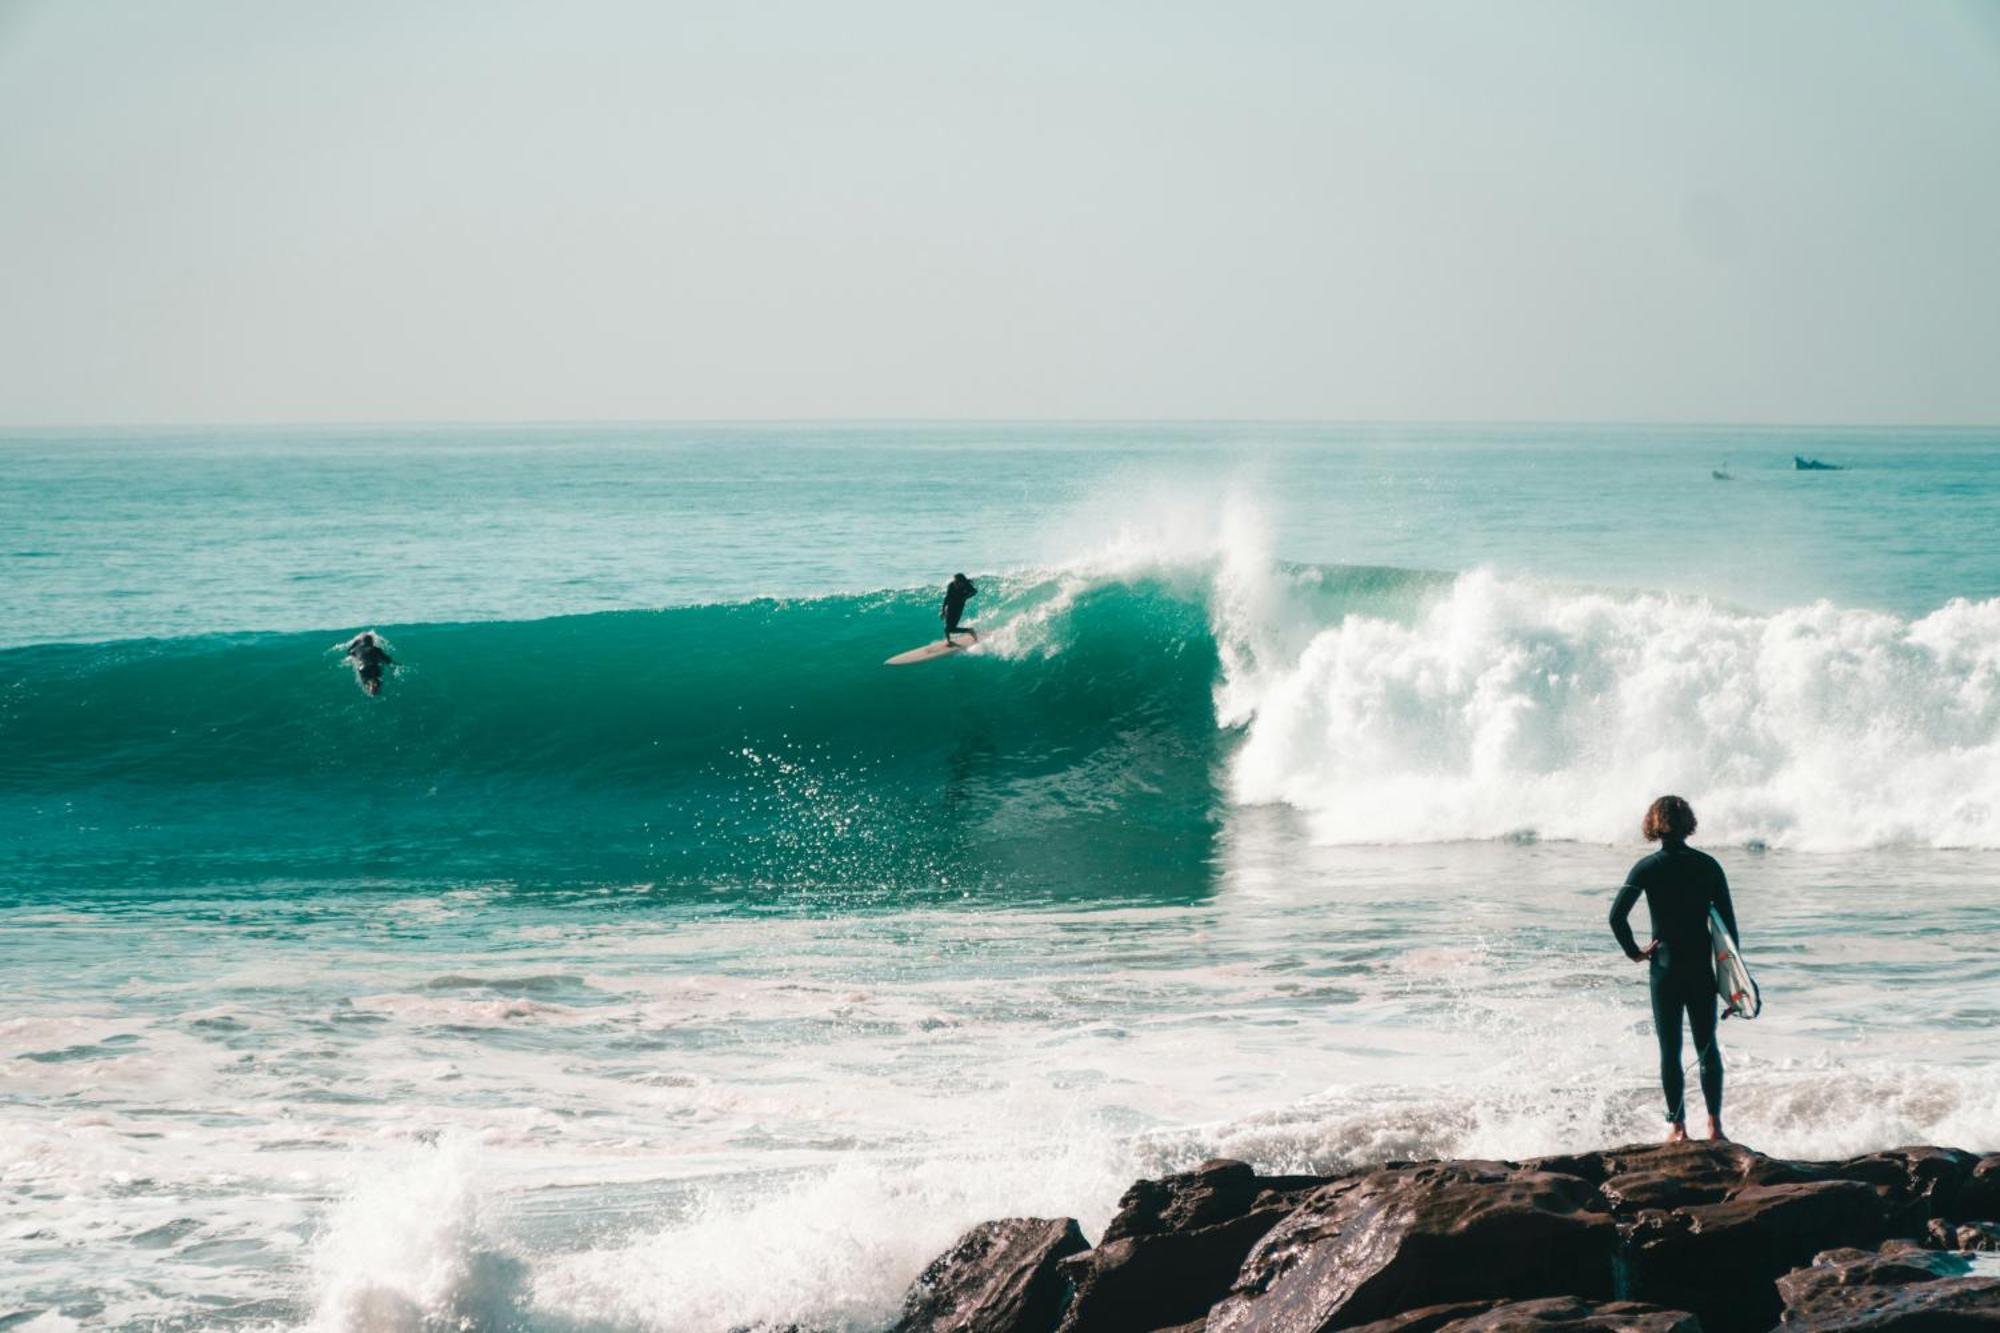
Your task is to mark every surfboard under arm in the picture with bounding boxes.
[1709,906,1761,1020]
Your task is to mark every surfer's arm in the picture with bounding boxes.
[1713,870,1739,945]
[1609,883,1646,961]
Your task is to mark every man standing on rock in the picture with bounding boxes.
[1610,795,1740,1142]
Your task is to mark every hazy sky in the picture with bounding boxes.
[1,1,1996,425]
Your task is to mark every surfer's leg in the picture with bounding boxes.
[1649,966,1687,1129]
[1687,982,1724,1133]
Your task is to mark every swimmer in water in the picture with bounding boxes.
[339,631,395,696]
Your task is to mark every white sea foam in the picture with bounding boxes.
[349,992,587,1027]
[1222,570,2000,850]
[305,1136,531,1333]
[535,1133,1129,1333]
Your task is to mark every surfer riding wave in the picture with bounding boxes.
[941,573,977,645]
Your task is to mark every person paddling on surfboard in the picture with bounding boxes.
[1609,795,1740,1144]
[339,630,395,697]
[941,573,977,645]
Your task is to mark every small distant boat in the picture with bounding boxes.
[1794,455,1843,471]
[1712,469,1733,481]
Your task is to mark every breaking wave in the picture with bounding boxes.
[4,542,1997,901]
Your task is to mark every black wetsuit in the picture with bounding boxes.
[346,638,394,694]
[1610,841,1738,1123]
[942,577,976,639]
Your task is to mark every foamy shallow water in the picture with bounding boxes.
[4,831,1995,1331]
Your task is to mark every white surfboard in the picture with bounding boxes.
[1710,907,1760,1020]
[885,635,976,666]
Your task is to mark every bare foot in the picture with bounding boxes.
[1665,1122,1689,1143]
[1707,1117,1727,1142]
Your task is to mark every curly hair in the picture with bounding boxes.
[1642,795,1697,842]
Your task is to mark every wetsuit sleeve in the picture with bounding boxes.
[1609,882,1645,961]
[1712,865,1738,945]
[967,581,977,596]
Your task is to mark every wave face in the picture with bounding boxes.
[6,559,1999,899]
[0,580,1230,899]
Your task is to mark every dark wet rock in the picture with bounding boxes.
[1775,1240,2000,1329]
[1059,1159,1327,1333]
[1100,1159,1329,1243]
[904,1142,1994,1333]
[1205,1164,1615,1333]
[1519,1151,1615,1185]
[1558,1141,1978,1225]
[1818,1147,1982,1229]
[1928,1219,2000,1254]
[1620,1180,1893,1333]
[1957,1156,2000,1223]
[1599,1143,1779,1213]
[1530,1141,1821,1215]
[1342,1295,1702,1332]
[893,1217,1089,1333]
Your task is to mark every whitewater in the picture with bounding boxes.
[2,423,1997,1331]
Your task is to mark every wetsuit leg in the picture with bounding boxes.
[944,608,962,639]
[1649,962,1687,1122]
[1686,976,1723,1118]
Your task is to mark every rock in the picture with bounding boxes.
[894,1217,1090,1333]
[894,1143,1993,1333]
[1820,1147,1982,1228]
[1775,1240,2000,1329]
[1596,1142,1780,1214]
[1100,1159,1329,1243]
[1519,1152,1615,1186]
[1205,1164,1615,1333]
[1961,1222,2000,1254]
[1342,1296,1702,1332]
[1957,1156,2000,1223]
[1058,1159,1326,1333]
[1526,1141,1824,1215]
[1928,1219,2000,1254]
[1619,1180,1892,1333]
[1566,1141,1982,1224]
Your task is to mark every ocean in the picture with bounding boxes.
[3,423,1997,1331]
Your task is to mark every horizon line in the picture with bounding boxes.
[3,415,1997,434]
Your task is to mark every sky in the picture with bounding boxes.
[0,0,1996,426]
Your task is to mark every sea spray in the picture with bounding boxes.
[1226,570,2000,849]
[533,1129,1131,1332]
[306,1136,530,1333]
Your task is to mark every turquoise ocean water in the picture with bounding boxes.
[3,424,1998,1330]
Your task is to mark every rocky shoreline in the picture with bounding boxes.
[890,1141,2000,1332]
